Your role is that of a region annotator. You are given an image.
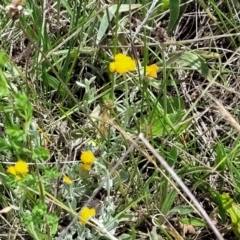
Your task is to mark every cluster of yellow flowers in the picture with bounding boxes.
[7,160,29,176]
[109,53,136,74]
[62,151,95,185]
[79,206,96,225]
[80,151,95,170]
[109,53,158,77]
[62,151,96,225]
[6,159,96,226]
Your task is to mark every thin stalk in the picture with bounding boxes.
[139,134,224,240]
[123,74,129,129]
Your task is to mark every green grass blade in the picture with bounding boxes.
[167,0,180,35]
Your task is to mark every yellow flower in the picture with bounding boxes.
[109,53,136,74]
[109,62,116,72]
[14,160,29,175]
[113,61,129,75]
[81,151,95,165]
[114,53,126,61]
[146,64,158,78]
[81,163,92,171]
[63,175,72,184]
[125,56,136,71]
[7,166,16,175]
[79,206,96,225]
[80,151,95,171]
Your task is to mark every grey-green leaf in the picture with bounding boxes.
[96,4,141,44]
[177,51,211,80]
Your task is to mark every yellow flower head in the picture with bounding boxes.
[81,163,92,171]
[114,53,126,61]
[125,56,136,71]
[63,175,72,184]
[109,53,136,75]
[7,166,16,175]
[146,64,158,78]
[80,151,95,165]
[79,206,96,225]
[14,160,29,175]
[113,61,129,75]
[109,62,116,72]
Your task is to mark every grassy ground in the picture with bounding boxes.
[1,0,240,239]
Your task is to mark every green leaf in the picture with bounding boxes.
[145,109,189,137]
[160,0,170,11]
[167,0,188,35]
[0,51,7,67]
[168,205,194,216]
[43,167,61,179]
[159,97,185,114]
[0,103,13,113]
[0,138,11,150]
[215,192,227,223]
[221,193,240,223]
[167,0,180,35]
[6,124,26,140]
[169,145,180,165]
[214,142,228,171]
[32,147,50,161]
[0,69,9,97]
[220,193,240,238]
[180,217,206,227]
[161,189,177,215]
[45,213,59,236]
[15,92,33,121]
[177,51,211,80]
